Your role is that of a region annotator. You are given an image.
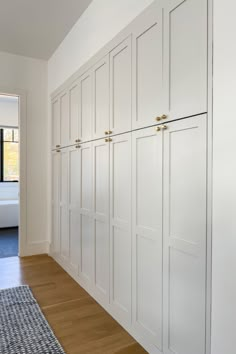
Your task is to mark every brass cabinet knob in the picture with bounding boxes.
[108,130,112,134]
[75,144,81,149]
[75,138,81,143]
[105,131,109,135]
[155,126,161,132]
[56,144,60,148]
[155,114,167,121]
[160,125,168,130]
[56,149,60,153]
[105,138,112,142]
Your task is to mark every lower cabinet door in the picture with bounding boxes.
[68,146,80,273]
[132,126,163,351]
[93,138,110,303]
[51,151,60,256]
[110,133,132,324]
[78,142,94,288]
[163,115,207,354]
[59,148,69,261]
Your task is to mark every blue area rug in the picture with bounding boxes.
[0,285,65,354]
[0,227,18,258]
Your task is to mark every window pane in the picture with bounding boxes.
[3,129,13,142]
[3,142,19,181]
[14,129,19,142]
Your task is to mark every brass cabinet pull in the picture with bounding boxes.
[75,144,81,149]
[75,139,81,143]
[105,138,112,142]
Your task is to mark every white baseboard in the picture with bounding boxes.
[49,251,162,354]
[20,241,50,257]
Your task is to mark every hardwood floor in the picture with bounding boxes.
[0,255,147,354]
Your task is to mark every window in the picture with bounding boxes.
[0,128,19,182]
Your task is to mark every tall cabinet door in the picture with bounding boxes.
[68,145,80,273]
[69,81,80,146]
[110,37,132,135]
[59,148,69,261]
[51,151,60,255]
[52,98,60,150]
[93,138,110,303]
[79,70,93,143]
[132,126,163,351]
[78,142,93,287]
[163,115,207,354]
[93,55,110,140]
[110,133,132,325]
[132,1,164,130]
[60,91,69,148]
[164,0,207,120]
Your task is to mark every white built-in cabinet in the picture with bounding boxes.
[51,1,209,353]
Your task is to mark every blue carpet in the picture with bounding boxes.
[0,227,18,258]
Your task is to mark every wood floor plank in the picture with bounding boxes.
[0,255,147,354]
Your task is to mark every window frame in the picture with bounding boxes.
[0,127,19,182]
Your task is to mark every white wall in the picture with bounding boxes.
[0,182,18,200]
[48,0,154,94]
[211,1,236,353]
[0,51,48,255]
[0,95,18,127]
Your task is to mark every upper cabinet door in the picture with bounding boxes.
[164,0,207,120]
[93,55,110,140]
[132,1,164,130]
[60,91,69,148]
[110,37,132,135]
[79,70,93,143]
[52,98,60,150]
[69,81,80,146]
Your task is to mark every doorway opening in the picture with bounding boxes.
[0,94,19,258]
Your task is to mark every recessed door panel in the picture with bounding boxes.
[80,214,93,281]
[110,37,132,135]
[93,56,109,139]
[132,127,163,350]
[110,133,132,324]
[163,115,207,354]
[132,2,164,129]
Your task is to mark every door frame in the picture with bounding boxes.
[0,87,27,257]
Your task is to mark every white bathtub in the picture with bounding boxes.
[0,200,19,228]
